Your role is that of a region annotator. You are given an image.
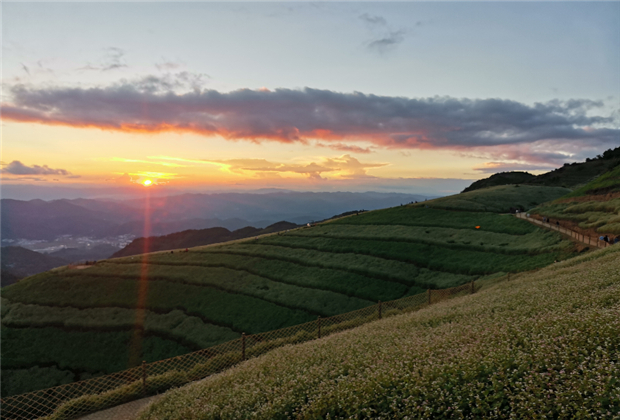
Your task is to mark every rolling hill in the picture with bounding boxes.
[0,185,578,398]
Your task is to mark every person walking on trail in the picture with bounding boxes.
[603,235,609,243]
[556,221,560,226]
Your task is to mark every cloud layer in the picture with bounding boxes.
[1,160,72,176]
[155,155,386,180]
[3,83,618,166]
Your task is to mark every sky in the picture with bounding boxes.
[1,1,619,197]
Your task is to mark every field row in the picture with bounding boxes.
[71,262,375,315]
[143,245,475,292]
[117,252,426,300]
[2,299,240,349]
[282,223,566,254]
[2,274,316,334]
[2,365,76,399]
[234,235,565,275]
[330,206,538,235]
[418,185,571,213]
[1,327,192,397]
[185,246,471,290]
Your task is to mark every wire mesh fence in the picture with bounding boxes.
[515,212,613,248]
[1,281,477,420]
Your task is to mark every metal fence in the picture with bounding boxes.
[515,212,613,248]
[1,281,476,420]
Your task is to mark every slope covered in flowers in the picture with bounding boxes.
[139,245,620,419]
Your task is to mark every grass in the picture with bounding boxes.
[138,245,620,420]
[111,253,410,302]
[564,164,620,197]
[418,184,571,213]
[1,188,578,397]
[531,165,620,235]
[331,206,539,234]
[3,274,315,334]
[532,197,620,235]
[279,223,566,253]
[1,326,193,397]
[254,235,570,276]
[62,262,373,316]
[2,298,239,349]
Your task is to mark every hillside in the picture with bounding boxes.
[424,184,570,213]
[111,221,299,258]
[530,165,620,236]
[0,186,577,397]
[138,245,620,420]
[48,244,121,263]
[528,147,620,189]
[0,247,69,287]
[462,171,535,193]
[462,146,620,193]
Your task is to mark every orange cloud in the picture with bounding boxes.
[4,84,617,167]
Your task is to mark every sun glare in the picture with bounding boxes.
[143,179,153,187]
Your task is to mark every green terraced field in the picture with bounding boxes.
[1,190,577,397]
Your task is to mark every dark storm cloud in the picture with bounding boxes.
[3,84,618,163]
[1,160,71,176]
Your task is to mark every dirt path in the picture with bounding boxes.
[77,395,161,420]
[515,213,612,249]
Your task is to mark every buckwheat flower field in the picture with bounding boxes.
[139,246,620,419]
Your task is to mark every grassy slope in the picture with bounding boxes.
[420,184,570,212]
[527,152,620,189]
[564,164,620,197]
[1,187,576,397]
[461,148,620,194]
[462,171,535,193]
[532,166,620,235]
[139,245,620,420]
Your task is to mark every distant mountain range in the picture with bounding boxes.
[1,191,429,241]
[0,247,69,287]
[112,221,299,258]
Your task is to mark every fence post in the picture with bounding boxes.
[427,289,431,305]
[317,316,321,339]
[378,301,382,319]
[141,361,147,397]
[470,281,475,294]
[242,333,246,361]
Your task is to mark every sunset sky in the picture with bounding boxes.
[2,1,619,197]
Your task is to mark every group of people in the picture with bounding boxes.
[542,217,560,226]
[600,235,620,244]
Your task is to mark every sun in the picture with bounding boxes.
[143,179,153,187]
